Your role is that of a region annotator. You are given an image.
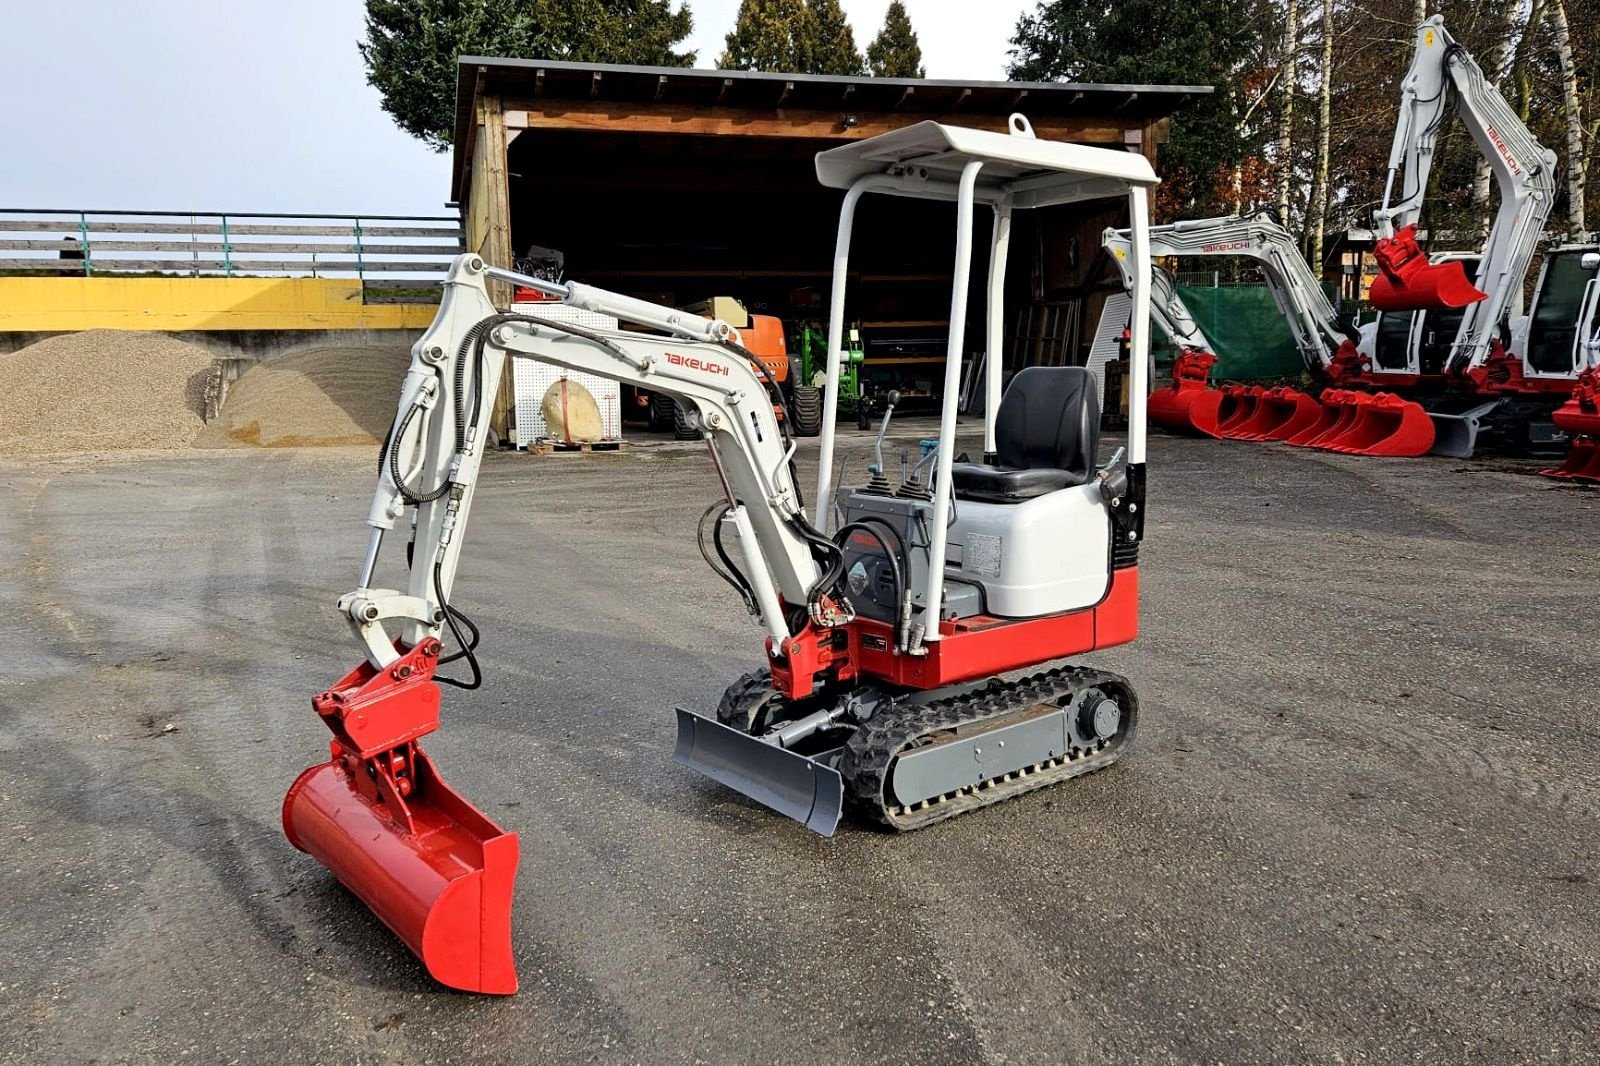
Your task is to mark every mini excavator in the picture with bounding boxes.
[282,116,1159,994]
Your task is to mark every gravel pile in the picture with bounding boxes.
[195,345,412,448]
[0,330,216,456]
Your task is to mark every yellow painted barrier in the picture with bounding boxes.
[0,276,436,331]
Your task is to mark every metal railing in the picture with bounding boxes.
[0,209,463,300]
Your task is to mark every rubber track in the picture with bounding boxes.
[839,665,1139,831]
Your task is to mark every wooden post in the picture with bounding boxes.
[464,94,517,442]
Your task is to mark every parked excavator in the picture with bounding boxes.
[1103,212,1442,456]
[282,115,1159,994]
[1539,248,1600,482]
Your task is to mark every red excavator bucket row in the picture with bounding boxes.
[1369,225,1488,312]
[282,639,520,994]
[1149,351,1435,457]
[1284,389,1435,456]
[1212,385,1324,441]
[1540,370,1600,483]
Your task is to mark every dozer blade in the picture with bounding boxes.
[1148,383,1225,438]
[1427,401,1503,459]
[284,748,519,994]
[673,708,844,837]
[1319,392,1435,457]
[1369,225,1488,312]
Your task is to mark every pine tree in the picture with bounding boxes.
[361,0,694,151]
[866,1,924,78]
[809,0,865,76]
[718,0,819,72]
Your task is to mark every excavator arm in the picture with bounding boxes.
[284,253,849,995]
[348,253,832,668]
[1104,212,1362,380]
[1371,15,1557,379]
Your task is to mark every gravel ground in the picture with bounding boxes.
[1,423,1598,1064]
[0,331,214,456]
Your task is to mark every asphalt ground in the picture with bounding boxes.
[2,421,1598,1064]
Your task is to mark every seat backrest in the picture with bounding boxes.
[994,366,1100,480]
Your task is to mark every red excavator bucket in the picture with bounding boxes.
[1284,389,1356,447]
[1541,437,1600,482]
[1318,391,1436,457]
[1541,371,1600,483]
[1369,225,1488,312]
[1226,387,1324,441]
[1148,350,1226,438]
[282,639,519,995]
[1215,385,1264,438]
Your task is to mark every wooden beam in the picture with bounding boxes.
[893,86,914,110]
[534,68,545,97]
[778,81,794,107]
[716,78,733,105]
[475,93,516,440]
[589,71,603,99]
[841,84,855,104]
[951,88,972,111]
[1112,92,1138,112]
[499,99,1124,143]
[655,74,668,101]
[1010,89,1030,110]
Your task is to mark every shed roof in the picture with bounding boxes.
[451,57,1211,200]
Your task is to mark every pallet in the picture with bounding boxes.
[526,437,627,456]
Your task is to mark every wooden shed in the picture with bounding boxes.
[449,59,1207,431]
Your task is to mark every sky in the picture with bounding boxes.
[0,0,1034,218]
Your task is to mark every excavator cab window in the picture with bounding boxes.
[1417,304,1469,375]
[1526,250,1600,375]
[1373,311,1414,371]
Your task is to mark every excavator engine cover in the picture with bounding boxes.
[1369,225,1488,312]
[282,640,519,994]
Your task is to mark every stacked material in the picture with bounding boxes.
[195,345,411,448]
[0,330,215,456]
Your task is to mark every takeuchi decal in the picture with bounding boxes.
[666,352,730,376]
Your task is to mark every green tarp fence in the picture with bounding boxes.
[1170,284,1305,381]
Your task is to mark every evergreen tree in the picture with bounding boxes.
[718,0,819,72]
[866,1,924,78]
[362,0,694,152]
[809,0,865,76]
[1009,0,1260,217]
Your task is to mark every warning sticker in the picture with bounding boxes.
[965,533,1002,577]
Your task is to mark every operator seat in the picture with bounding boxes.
[950,366,1100,504]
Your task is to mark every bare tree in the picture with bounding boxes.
[1548,0,1588,234]
[1469,2,1524,234]
[1275,0,1299,220]
[1308,0,1335,268]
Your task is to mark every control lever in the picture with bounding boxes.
[863,391,901,494]
[867,390,900,476]
[1096,446,1128,506]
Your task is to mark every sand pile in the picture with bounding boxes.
[196,345,413,448]
[0,330,216,456]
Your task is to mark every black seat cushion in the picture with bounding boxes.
[951,366,1100,504]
